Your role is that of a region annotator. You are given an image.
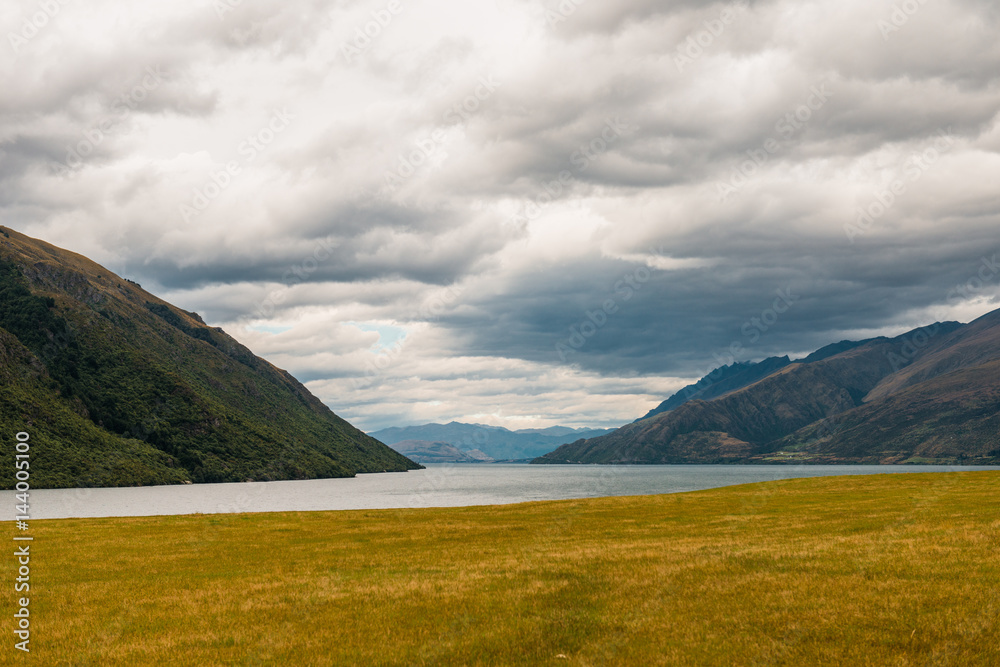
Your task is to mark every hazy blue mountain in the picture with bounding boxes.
[387,440,495,463]
[370,422,615,461]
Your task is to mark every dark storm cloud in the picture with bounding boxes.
[439,221,1000,377]
[2,0,999,428]
[134,221,506,291]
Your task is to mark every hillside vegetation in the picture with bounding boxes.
[0,227,419,488]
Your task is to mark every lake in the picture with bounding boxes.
[5,463,998,520]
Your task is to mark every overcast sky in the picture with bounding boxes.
[3,0,999,431]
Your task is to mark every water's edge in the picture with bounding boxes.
[4,464,998,520]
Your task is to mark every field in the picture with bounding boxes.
[3,471,998,665]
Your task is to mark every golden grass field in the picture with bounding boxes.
[3,471,998,665]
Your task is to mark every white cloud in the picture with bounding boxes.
[3,0,999,430]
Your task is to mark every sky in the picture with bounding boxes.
[2,0,999,432]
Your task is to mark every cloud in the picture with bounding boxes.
[3,0,999,430]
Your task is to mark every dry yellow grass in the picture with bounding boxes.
[2,471,998,665]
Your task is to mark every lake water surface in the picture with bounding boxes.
[5,464,998,520]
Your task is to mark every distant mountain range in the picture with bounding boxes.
[536,312,1000,465]
[371,422,615,461]
[0,228,420,489]
[387,440,495,464]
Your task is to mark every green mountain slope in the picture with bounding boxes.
[0,227,420,489]
[0,326,189,487]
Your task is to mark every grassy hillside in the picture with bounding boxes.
[0,227,419,488]
[6,472,998,665]
[0,327,189,487]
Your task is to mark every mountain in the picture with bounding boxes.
[388,440,495,463]
[864,309,1000,402]
[637,355,792,421]
[636,341,875,424]
[514,426,587,437]
[0,227,420,489]
[773,310,1000,463]
[773,357,1000,463]
[370,422,615,461]
[534,315,1000,465]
